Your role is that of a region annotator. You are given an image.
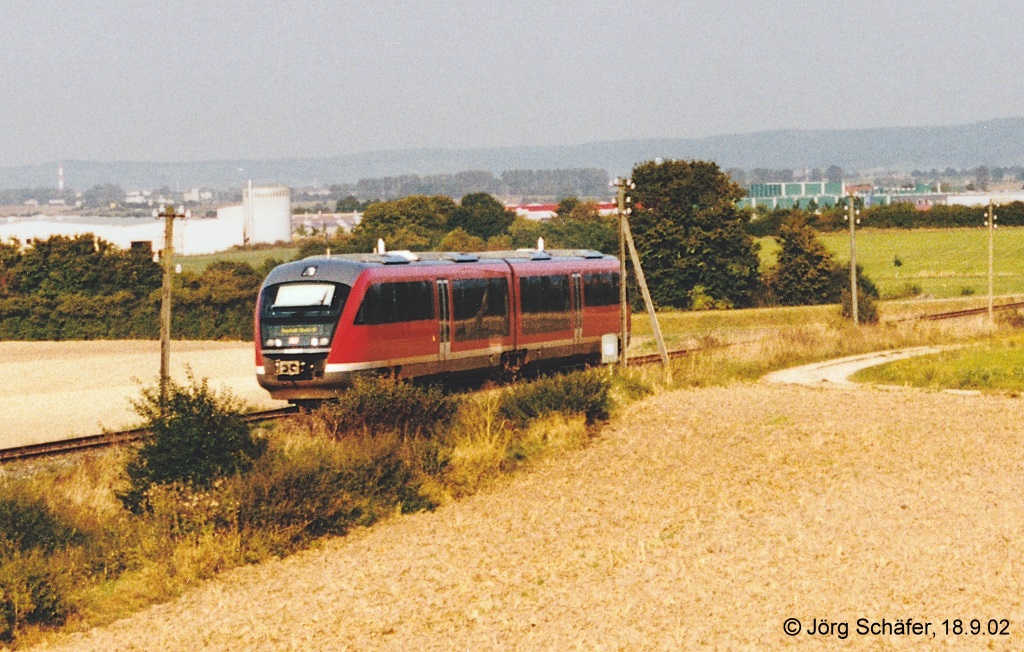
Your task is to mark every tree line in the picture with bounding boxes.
[309,161,874,317]
[0,235,277,340]
[301,191,618,258]
[339,168,610,202]
[746,200,1024,237]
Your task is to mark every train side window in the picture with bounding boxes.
[354,280,435,325]
[583,272,620,307]
[452,277,509,341]
[519,274,571,334]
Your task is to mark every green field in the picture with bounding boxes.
[178,246,301,274]
[758,226,1024,299]
[183,228,1024,301]
[852,334,1024,393]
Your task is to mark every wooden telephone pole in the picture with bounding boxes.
[846,193,861,325]
[986,200,997,325]
[614,178,670,378]
[156,204,190,412]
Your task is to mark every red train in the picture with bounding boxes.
[255,247,625,401]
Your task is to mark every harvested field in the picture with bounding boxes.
[0,341,286,448]
[33,383,1024,650]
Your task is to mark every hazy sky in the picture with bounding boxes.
[2,0,1022,167]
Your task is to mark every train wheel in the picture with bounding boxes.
[500,352,525,383]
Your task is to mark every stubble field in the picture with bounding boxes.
[0,340,285,448]
[33,382,1024,650]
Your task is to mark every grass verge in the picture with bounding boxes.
[852,330,1024,393]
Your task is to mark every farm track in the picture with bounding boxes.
[8,299,1021,463]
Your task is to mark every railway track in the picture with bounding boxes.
[889,299,1024,322]
[0,406,299,464]
[6,299,1020,464]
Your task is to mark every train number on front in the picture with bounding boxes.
[276,360,302,376]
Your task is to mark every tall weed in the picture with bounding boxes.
[443,392,513,496]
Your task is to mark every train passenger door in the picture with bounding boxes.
[571,272,583,344]
[436,279,451,361]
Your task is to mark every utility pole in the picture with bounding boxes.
[987,200,997,325]
[615,180,629,368]
[846,193,860,325]
[155,204,190,413]
[613,177,670,377]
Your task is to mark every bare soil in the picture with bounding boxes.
[32,384,1024,650]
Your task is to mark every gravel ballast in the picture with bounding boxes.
[33,384,1024,650]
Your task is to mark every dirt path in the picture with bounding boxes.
[34,384,1024,650]
[0,341,287,448]
[762,345,948,388]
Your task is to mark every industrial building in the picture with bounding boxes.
[739,182,1024,211]
[0,185,292,255]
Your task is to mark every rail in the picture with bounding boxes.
[888,299,1024,322]
[0,407,299,464]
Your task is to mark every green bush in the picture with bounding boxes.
[316,377,460,438]
[841,288,880,324]
[766,216,845,306]
[0,492,82,554]
[121,374,266,513]
[0,549,73,642]
[498,369,612,428]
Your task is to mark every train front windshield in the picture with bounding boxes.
[260,282,350,350]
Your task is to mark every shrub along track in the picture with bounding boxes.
[32,382,1024,650]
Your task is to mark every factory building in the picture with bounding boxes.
[739,182,1024,211]
[0,185,291,255]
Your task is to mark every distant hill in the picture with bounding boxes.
[3,118,1022,191]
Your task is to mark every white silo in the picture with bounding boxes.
[243,184,292,244]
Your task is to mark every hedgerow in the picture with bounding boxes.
[0,235,265,341]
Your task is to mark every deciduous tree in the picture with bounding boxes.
[354,195,458,250]
[448,193,514,240]
[628,159,762,309]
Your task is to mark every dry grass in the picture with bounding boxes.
[643,313,1007,389]
[443,392,513,498]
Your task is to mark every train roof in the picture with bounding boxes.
[260,249,617,288]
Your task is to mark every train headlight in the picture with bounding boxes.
[274,339,283,347]
[310,337,320,347]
